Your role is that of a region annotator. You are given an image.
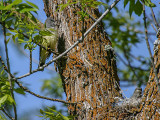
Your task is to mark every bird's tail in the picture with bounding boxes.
[39,46,49,70]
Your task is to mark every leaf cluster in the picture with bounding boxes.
[0,68,25,108]
[0,69,15,107]
[58,0,106,20]
[124,0,156,17]
[0,0,40,51]
[39,107,74,120]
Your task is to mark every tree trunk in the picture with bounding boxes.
[43,0,160,119]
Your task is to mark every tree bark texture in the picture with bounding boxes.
[43,0,160,119]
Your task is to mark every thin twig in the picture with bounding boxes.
[2,22,17,120]
[150,7,159,29]
[1,108,15,120]
[123,51,139,81]
[29,50,32,73]
[14,0,121,80]
[117,53,149,71]
[0,56,76,104]
[14,42,55,71]
[142,2,160,91]
[151,24,157,32]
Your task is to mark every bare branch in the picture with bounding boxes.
[142,2,160,91]
[150,7,159,29]
[29,50,32,73]
[0,56,76,104]
[151,24,157,32]
[14,42,55,71]
[117,53,149,71]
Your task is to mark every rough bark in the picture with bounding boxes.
[43,0,160,119]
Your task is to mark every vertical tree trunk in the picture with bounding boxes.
[43,0,160,119]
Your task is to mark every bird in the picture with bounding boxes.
[38,17,58,68]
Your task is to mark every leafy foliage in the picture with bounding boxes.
[58,0,106,20]
[124,0,155,17]
[0,0,39,51]
[0,69,15,107]
[39,107,74,120]
[102,0,154,86]
[0,0,67,119]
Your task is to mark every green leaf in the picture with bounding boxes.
[19,8,37,13]
[39,30,53,36]
[24,44,28,49]
[12,35,16,43]
[134,0,143,16]
[0,69,5,75]
[4,0,22,10]
[59,113,70,120]
[6,38,11,44]
[9,29,18,33]
[40,109,44,114]
[12,0,23,5]
[7,95,15,104]
[129,0,135,17]
[3,4,13,10]
[1,85,8,91]
[142,0,156,7]
[124,0,129,8]
[25,0,39,10]
[33,35,42,43]
[0,95,8,105]
[18,39,26,43]
[0,5,5,10]
[14,88,26,95]
[134,1,143,16]
[6,33,12,36]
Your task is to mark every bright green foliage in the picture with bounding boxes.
[58,0,105,20]
[58,0,104,10]
[0,0,39,51]
[0,69,15,107]
[0,68,25,108]
[124,0,155,17]
[142,0,156,7]
[134,0,143,16]
[39,28,56,36]
[0,0,42,119]
[39,107,74,120]
[14,88,25,95]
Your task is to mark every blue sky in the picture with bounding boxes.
[0,0,159,119]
